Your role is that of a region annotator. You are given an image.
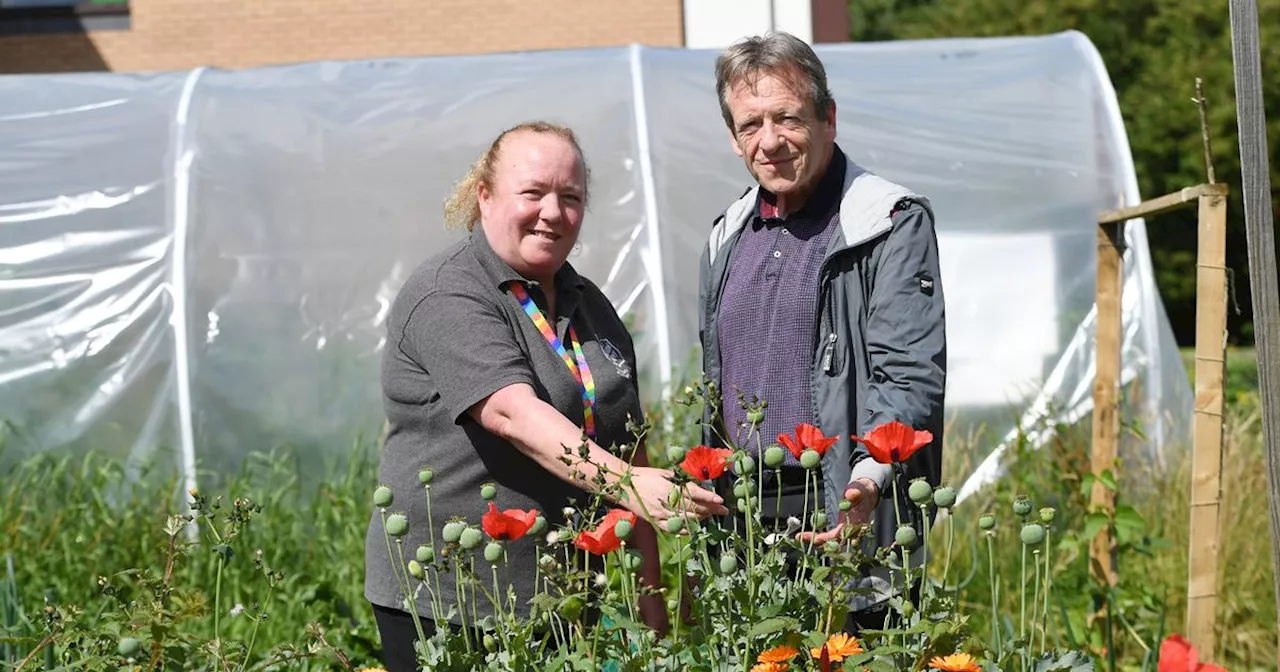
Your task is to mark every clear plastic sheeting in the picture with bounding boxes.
[0,31,1192,499]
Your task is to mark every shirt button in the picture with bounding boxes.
[773,250,781,258]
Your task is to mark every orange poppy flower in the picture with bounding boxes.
[680,446,733,481]
[851,420,933,464]
[757,644,799,663]
[1158,634,1227,672]
[928,652,982,672]
[750,663,788,672]
[573,508,636,555]
[777,423,838,459]
[809,632,863,662]
[480,502,538,541]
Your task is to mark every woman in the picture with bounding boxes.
[363,121,726,671]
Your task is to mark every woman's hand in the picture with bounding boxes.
[623,466,728,524]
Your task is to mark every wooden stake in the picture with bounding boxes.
[1090,221,1123,590]
[1187,191,1229,659]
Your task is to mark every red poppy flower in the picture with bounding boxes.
[680,446,733,481]
[851,421,933,464]
[481,502,538,541]
[573,508,636,555]
[1157,634,1226,672]
[777,423,838,459]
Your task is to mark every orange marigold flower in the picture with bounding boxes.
[757,644,799,663]
[809,632,863,662]
[928,652,982,672]
[750,663,788,672]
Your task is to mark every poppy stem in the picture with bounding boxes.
[1041,527,1052,655]
[987,533,1000,659]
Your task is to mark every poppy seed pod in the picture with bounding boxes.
[418,469,434,485]
[733,482,748,499]
[764,445,786,468]
[666,446,686,464]
[800,450,821,470]
[459,527,483,550]
[1013,496,1033,518]
[812,511,828,529]
[895,525,919,548]
[839,500,852,512]
[484,634,498,651]
[408,560,425,580]
[908,479,933,505]
[823,540,840,554]
[933,486,957,509]
[442,522,464,544]
[484,541,504,563]
[373,485,393,508]
[735,455,756,476]
[1039,507,1056,524]
[614,519,633,540]
[666,517,684,534]
[480,483,497,501]
[978,514,996,531]
[625,551,643,572]
[719,554,738,574]
[385,513,408,538]
[117,637,141,657]
[1020,523,1046,546]
[746,408,765,426]
[416,545,434,563]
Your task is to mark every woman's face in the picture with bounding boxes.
[478,132,586,284]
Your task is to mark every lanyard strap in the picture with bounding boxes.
[509,282,596,438]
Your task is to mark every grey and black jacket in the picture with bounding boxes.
[697,151,947,609]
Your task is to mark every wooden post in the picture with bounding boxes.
[1187,190,1229,658]
[1090,221,1123,589]
[1227,3,1280,666]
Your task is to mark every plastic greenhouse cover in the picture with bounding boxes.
[0,30,1192,503]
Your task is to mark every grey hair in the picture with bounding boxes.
[714,31,834,129]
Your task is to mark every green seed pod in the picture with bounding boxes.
[484,541,504,563]
[733,482,748,499]
[480,483,497,501]
[667,487,682,508]
[442,521,464,544]
[415,545,434,563]
[614,519,634,540]
[901,601,915,619]
[408,560,426,580]
[625,551,644,572]
[764,445,786,468]
[823,540,840,554]
[666,445,686,464]
[719,554,739,574]
[746,408,765,426]
[529,515,547,536]
[373,485,394,508]
[800,449,821,470]
[1039,507,1057,524]
[117,637,141,657]
[1020,523,1046,546]
[1013,496,1033,518]
[417,469,434,485]
[933,485,957,509]
[459,527,483,550]
[484,634,498,651]
[839,499,852,512]
[978,514,996,531]
[735,455,756,476]
[895,524,919,548]
[385,513,408,538]
[812,511,828,529]
[666,598,679,612]
[908,479,933,505]
[666,517,684,534]
[737,498,750,513]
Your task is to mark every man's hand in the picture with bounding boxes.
[795,477,880,545]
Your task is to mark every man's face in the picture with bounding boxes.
[723,69,836,200]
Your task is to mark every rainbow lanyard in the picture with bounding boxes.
[509,282,596,438]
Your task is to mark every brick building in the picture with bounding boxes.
[0,0,848,74]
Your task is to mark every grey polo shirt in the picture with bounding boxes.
[364,226,644,624]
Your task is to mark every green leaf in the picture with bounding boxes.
[747,616,799,637]
[1082,512,1109,541]
[1080,473,1096,497]
[1099,470,1117,492]
[1032,648,1097,671]
[1114,505,1145,533]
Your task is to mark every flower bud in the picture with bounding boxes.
[416,545,434,563]
[908,479,932,505]
[666,446,686,464]
[735,455,756,476]
[408,560,425,580]
[484,541,504,563]
[1020,523,1046,546]
[933,485,957,509]
[719,554,739,574]
[746,408,765,426]
[900,601,915,619]
[480,483,497,501]
[812,511,828,529]
[614,519,634,540]
[529,515,547,536]
[823,540,840,554]
[666,517,684,534]
[442,522,464,544]
[484,634,498,651]
[539,554,557,570]
[418,469,434,485]
[557,528,574,543]
[117,637,141,657]
[978,514,996,531]
[800,449,821,470]
[373,486,394,508]
[385,513,408,538]
[737,498,751,513]
[733,482,748,499]
[625,551,643,572]
[1039,507,1056,524]
[1013,496,1033,518]
[459,527,483,550]
[839,500,852,512]
[895,524,919,548]
[764,446,785,468]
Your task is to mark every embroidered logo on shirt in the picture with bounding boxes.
[599,339,632,379]
[918,273,935,296]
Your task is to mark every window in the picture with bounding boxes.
[0,0,130,35]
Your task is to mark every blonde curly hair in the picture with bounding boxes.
[443,121,591,231]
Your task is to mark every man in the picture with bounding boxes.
[696,31,947,629]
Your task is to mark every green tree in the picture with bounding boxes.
[851,0,1280,345]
